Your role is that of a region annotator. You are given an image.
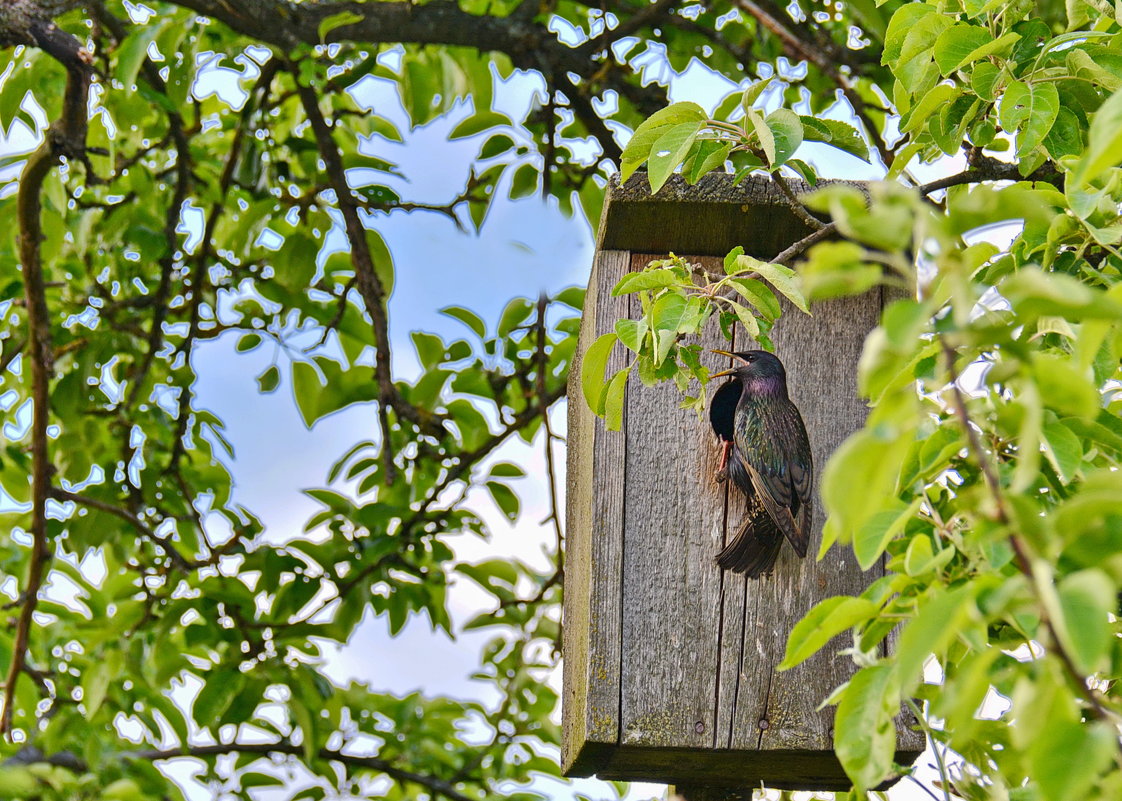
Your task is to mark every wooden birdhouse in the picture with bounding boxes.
[562,173,924,791]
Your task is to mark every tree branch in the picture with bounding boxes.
[2,17,92,739]
[940,342,1113,724]
[48,488,197,571]
[292,63,405,485]
[135,741,477,801]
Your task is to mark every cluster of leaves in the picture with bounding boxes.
[0,2,595,799]
[580,251,808,428]
[590,1,1122,800]
[619,79,872,193]
[777,173,1122,797]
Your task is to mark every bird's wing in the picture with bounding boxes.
[737,399,813,556]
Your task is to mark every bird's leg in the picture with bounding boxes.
[716,440,731,484]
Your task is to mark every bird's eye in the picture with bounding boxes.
[745,354,756,362]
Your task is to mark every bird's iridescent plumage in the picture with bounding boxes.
[709,350,813,577]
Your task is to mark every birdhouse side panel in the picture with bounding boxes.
[562,249,631,774]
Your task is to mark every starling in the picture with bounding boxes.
[708,350,813,577]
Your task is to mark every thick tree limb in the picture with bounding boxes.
[1,18,91,739]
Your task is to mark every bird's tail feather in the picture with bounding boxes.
[717,512,784,578]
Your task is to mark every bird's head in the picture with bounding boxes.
[709,350,788,394]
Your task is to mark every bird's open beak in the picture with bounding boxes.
[709,349,749,378]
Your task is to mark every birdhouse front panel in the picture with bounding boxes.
[562,175,924,791]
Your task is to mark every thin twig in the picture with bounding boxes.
[48,488,196,571]
[770,171,827,231]
[136,741,476,801]
[772,221,837,265]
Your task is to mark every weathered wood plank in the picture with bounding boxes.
[618,253,729,749]
[729,291,882,752]
[563,174,925,786]
[562,249,631,774]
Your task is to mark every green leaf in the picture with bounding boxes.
[648,121,705,193]
[834,665,897,792]
[933,24,1004,74]
[733,254,808,313]
[799,117,870,162]
[509,163,538,199]
[488,462,525,478]
[726,300,759,337]
[292,361,321,429]
[741,77,773,110]
[498,297,534,336]
[746,108,775,165]
[486,481,520,521]
[998,80,1059,158]
[612,268,680,295]
[971,61,1001,101]
[780,597,879,670]
[411,331,445,369]
[365,228,395,297]
[764,109,803,167]
[614,318,648,353]
[620,101,707,182]
[853,497,922,570]
[83,649,122,718]
[728,277,782,321]
[449,110,512,139]
[1072,87,1122,187]
[1002,268,1122,321]
[257,365,280,393]
[1032,352,1100,418]
[236,333,262,353]
[116,21,164,90]
[892,583,976,696]
[194,670,246,730]
[650,291,695,333]
[822,425,915,549]
[440,305,487,338]
[903,535,955,576]
[1031,720,1116,801]
[1042,421,1081,483]
[602,365,631,431]
[681,139,733,184]
[1055,569,1114,673]
[581,333,618,413]
[318,11,363,42]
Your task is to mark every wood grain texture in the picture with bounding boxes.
[562,249,631,774]
[563,175,925,787]
[619,254,728,750]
